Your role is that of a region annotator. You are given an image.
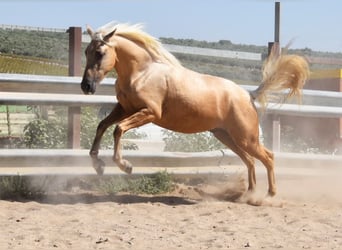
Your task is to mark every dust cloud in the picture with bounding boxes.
[175,159,342,207]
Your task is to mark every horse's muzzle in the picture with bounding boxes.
[81,80,96,95]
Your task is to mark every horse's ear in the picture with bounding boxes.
[103,28,116,42]
[86,25,95,39]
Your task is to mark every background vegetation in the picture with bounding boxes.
[163,130,225,152]
[0,29,69,61]
[1,28,342,81]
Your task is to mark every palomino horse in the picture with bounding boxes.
[81,22,309,196]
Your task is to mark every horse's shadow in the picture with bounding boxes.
[18,192,198,206]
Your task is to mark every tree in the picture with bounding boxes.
[23,106,67,149]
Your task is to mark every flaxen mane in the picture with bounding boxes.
[97,22,181,67]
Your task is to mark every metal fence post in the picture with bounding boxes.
[264,2,282,151]
[266,42,281,152]
[67,27,82,149]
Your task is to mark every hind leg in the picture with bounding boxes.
[234,138,276,196]
[251,146,276,196]
[211,129,256,193]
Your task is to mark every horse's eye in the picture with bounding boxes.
[95,50,103,59]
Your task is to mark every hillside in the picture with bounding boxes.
[1,27,342,81]
[0,28,263,82]
[0,28,69,62]
[1,26,342,88]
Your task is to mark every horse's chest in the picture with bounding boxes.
[116,89,142,111]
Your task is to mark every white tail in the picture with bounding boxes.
[252,45,310,107]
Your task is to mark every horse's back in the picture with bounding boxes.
[152,66,256,133]
[172,67,252,111]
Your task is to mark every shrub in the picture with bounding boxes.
[0,175,46,199]
[98,171,174,195]
[23,118,67,149]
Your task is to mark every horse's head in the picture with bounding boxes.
[81,25,117,94]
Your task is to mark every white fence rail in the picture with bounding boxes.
[1,73,342,108]
[163,44,262,61]
[0,149,341,176]
[0,92,116,107]
[1,91,341,119]
[0,73,114,95]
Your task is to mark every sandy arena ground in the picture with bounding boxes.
[1,164,342,250]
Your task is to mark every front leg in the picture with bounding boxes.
[113,108,156,174]
[90,103,128,175]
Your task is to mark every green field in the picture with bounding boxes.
[0,53,68,75]
[0,105,28,113]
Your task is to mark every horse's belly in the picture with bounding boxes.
[154,110,220,134]
[154,121,214,134]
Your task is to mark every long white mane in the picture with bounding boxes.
[95,21,182,67]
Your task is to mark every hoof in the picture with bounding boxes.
[237,190,262,206]
[119,159,133,174]
[93,158,105,176]
[95,166,105,176]
[268,189,276,197]
[124,166,133,174]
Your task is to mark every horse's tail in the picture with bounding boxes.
[250,45,310,107]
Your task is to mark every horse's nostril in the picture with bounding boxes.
[81,82,96,95]
[81,83,90,94]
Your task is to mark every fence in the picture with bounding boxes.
[1,72,342,175]
[0,24,67,33]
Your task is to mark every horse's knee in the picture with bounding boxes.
[89,150,98,158]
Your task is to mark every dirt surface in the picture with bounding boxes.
[1,167,342,250]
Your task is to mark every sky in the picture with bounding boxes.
[0,0,341,53]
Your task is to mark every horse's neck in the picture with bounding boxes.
[114,37,153,81]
